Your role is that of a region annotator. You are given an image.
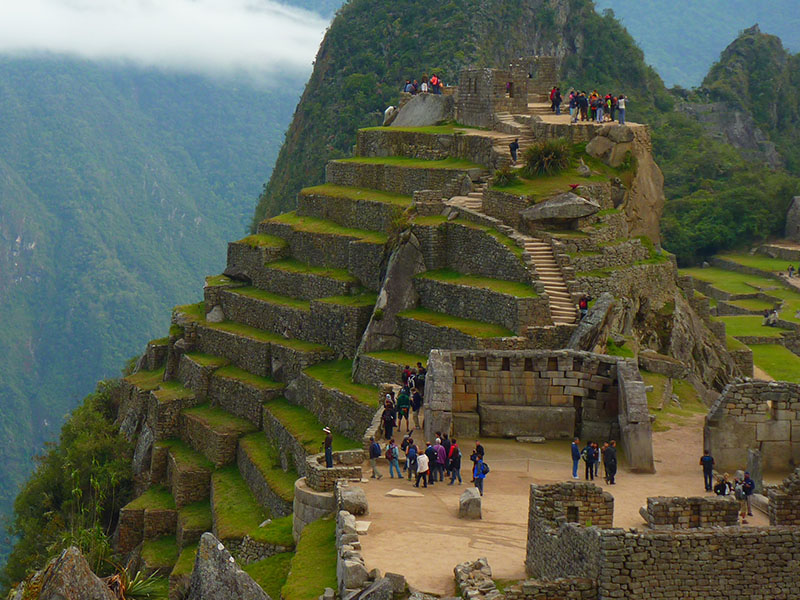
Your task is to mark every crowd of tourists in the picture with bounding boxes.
[548,87,628,125]
[700,450,756,523]
[570,438,618,484]
[402,74,444,95]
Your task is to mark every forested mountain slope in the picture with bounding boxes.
[0,56,300,562]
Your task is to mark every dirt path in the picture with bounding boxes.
[357,415,770,596]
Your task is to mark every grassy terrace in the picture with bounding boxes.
[269,212,388,244]
[399,308,514,338]
[642,371,706,433]
[750,345,800,383]
[178,500,212,532]
[679,266,781,294]
[159,439,214,471]
[244,552,294,600]
[205,274,236,287]
[235,233,288,249]
[360,124,464,134]
[171,543,198,577]
[185,352,230,368]
[301,183,413,207]
[125,485,176,511]
[230,286,311,310]
[142,535,179,569]
[264,397,360,452]
[316,293,377,308]
[718,252,793,274]
[124,367,165,391]
[152,380,194,404]
[492,168,607,199]
[282,517,337,600]
[182,404,257,436]
[727,298,776,312]
[714,315,789,338]
[411,216,524,260]
[214,365,284,391]
[266,258,357,282]
[336,156,482,170]
[304,359,381,407]
[417,268,537,297]
[365,349,427,367]
[238,433,297,502]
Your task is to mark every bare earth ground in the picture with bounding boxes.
[358,413,776,596]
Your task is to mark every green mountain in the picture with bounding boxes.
[594,0,800,87]
[0,56,301,562]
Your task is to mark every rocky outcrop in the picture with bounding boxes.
[391,93,454,128]
[9,547,115,600]
[187,533,270,600]
[786,197,800,242]
[625,127,665,244]
[521,192,600,222]
[585,124,634,168]
[567,292,615,352]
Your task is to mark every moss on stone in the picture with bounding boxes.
[417,268,537,297]
[303,360,381,407]
[263,397,360,453]
[301,184,413,207]
[238,433,297,503]
[281,517,337,600]
[398,308,514,338]
[125,485,176,511]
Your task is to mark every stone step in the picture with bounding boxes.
[237,432,297,518]
[148,381,200,442]
[252,258,359,300]
[180,404,258,468]
[177,500,212,549]
[177,352,230,398]
[209,365,285,428]
[118,485,178,555]
[160,440,214,509]
[297,184,411,233]
[226,234,289,282]
[141,535,180,577]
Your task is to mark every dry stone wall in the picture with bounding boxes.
[325,160,483,197]
[355,129,495,168]
[297,189,404,232]
[226,240,287,281]
[769,468,800,525]
[236,444,293,518]
[641,496,739,529]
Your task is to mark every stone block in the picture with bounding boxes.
[478,405,574,439]
[459,487,482,519]
[761,442,794,472]
[340,559,370,591]
[453,412,480,439]
[337,485,368,516]
[756,420,791,442]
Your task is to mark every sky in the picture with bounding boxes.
[0,0,329,80]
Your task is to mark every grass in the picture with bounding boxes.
[148,336,169,346]
[238,433,297,502]
[230,286,311,310]
[679,267,781,295]
[244,552,294,600]
[264,397,360,452]
[642,372,706,432]
[642,371,668,411]
[184,352,230,368]
[399,308,514,338]
[417,268,537,297]
[178,500,212,533]
[152,380,194,404]
[412,215,447,227]
[205,274,236,287]
[171,543,198,577]
[359,124,461,134]
[269,211,388,244]
[301,183,413,207]
[125,485,176,511]
[141,536,179,569]
[211,466,268,541]
[124,367,165,391]
[182,404,258,436]
[174,302,206,322]
[714,315,789,338]
[204,319,331,353]
[159,439,214,471]
[266,258,357,283]
[727,298,776,312]
[726,335,749,351]
[365,349,427,367]
[213,365,284,391]
[282,517,337,600]
[605,339,634,358]
[250,515,295,547]
[303,359,381,407]
[750,344,800,383]
[236,234,288,249]
[452,219,524,259]
[718,252,793,274]
[170,324,184,337]
[335,156,482,170]
[491,169,607,199]
[316,293,378,308]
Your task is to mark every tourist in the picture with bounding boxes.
[382,400,396,440]
[473,454,487,496]
[416,362,427,393]
[734,476,748,523]
[402,365,412,386]
[415,446,429,488]
[549,86,557,112]
[582,441,596,481]
[553,87,562,115]
[764,308,779,327]
[323,426,333,468]
[714,473,732,496]
[699,450,715,491]
[475,440,485,459]
[400,433,412,472]
[403,80,414,94]
[618,95,627,125]
[571,437,581,479]
[420,75,429,94]
[408,368,417,391]
[434,437,447,481]
[368,436,383,480]
[569,90,578,123]
[579,295,591,319]
[743,471,756,516]
[406,439,418,481]
[424,442,438,485]
[448,438,462,485]
[411,387,423,429]
[386,439,401,478]
[600,442,609,481]
[592,442,601,478]
[604,440,618,484]
[442,433,453,476]
[396,387,411,432]
[610,95,618,122]
[595,97,604,123]
[509,138,520,165]
[430,74,440,94]
[788,265,795,278]
[578,92,589,122]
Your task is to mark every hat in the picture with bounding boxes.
[323,427,331,433]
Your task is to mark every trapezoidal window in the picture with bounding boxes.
[502,357,510,371]
[566,506,579,523]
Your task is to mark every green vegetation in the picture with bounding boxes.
[152,381,195,404]
[303,360,381,407]
[125,485,176,511]
[521,139,572,177]
[714,316,789,338]
[158,440,214,472]
[359,124,462,134]
[238,433,297,503]
[141,536,179,569]
[317,293,378,308]
[264,397,360,453]
[679,267,780,295]
[244,552,294,600]
[231,287,311,310]
[605,339,635,358]
[182,405,257,436]
[185,353,229,368]
[171,543,198,577]
[301,184,413,206]
[266,258,357,282]
[206,274,235,287]
[417,268,537,297]
[750,345,800,383]
[726,335,749,351]
[365,349,427,367]
[491,165,520,188]
[398,308,514,338]
[642,371,706,432]
[211,467,268,541]
[214,366,284,391]
[178,501,212,533]
[282,517,337,600]
[269,212,388,245]
[124,368,166,391]
[236,234,288,249]
[490,169,606,200]
[727,298,776,313]
[336,156,481,169]
[412,215,447,227]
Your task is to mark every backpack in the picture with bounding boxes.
[480,462,490,475]
[734,482,745,501]
[385,446,393,460]
[581,448,589,462]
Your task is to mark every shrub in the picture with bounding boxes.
[491,165,520,187]
[521,139,571,177]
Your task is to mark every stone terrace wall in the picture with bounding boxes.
[325,161,482,197]
[705,380,800,472]
[641,496,739,529]
[768,467,800,526]
[305,451,363,492]
[297,189,404,232]
[355,129,495,169]
[574,262,677,308]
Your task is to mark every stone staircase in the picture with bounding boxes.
[520,238,577,324]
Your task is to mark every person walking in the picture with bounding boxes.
[700,450,715,491]
[414,448,429,488]
[396,387,411,432]
[434,438,447,482]
[604,440,618,484]
[323,426,333,468]
[571,438,581,479]
[509,138,520,165]
[617,94,626,124]
[368,436,383,479]
[406,440,418,481]
[583,441,596,481]
[743,471,756,516]
[448,439,462,485]
[411,387,423,429]
[381,400,396,440]
[473,455,487,496]
[386,439,401,478]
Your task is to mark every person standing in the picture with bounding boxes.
[617,94,626,125]
[425,442,438,486]
[475,440,485,460]
[368,436,383,479]
[415,448,429,488]
[554,87,562,115]
[386,439,401,478]
[734,476,748,523]
[579,92,589,122]
[448,439,462,485]
[406,440,418,481]
[434,438,447,482]
[382,400,396,440]
[396,387,411,432]
[743,471,756,516]
[473,455,487,496]
[700,450,715,491]
[583,441,596,481]
[323,427,333,468]
[571,438,581,479]
[411,387,423,429]
[569,90,578,123]
[604,440,618,484]
[509,138,520,165]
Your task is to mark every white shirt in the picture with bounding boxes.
[416,453,429,472]
[618,98,626,109]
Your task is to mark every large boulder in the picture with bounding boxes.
[567,292,615,352]
[521,192,600,222]
[391,93,454,127]
[10,547,115,600]
[187,533,270,600]
[337,484,369,516]
[459,487,482,519]
[785,197,800,242]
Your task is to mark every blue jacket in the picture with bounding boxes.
[571,443,581,460]
[369,442,381,459]
[473,459,486,480]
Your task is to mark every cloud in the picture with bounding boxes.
[0,0,328,79]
